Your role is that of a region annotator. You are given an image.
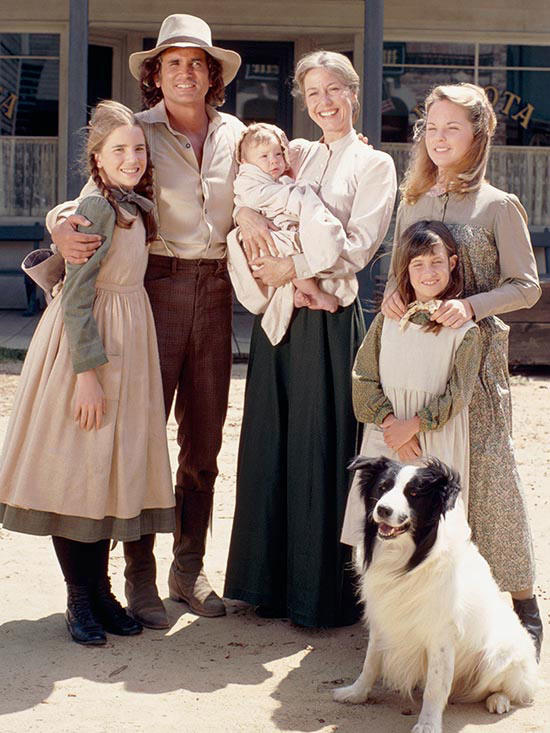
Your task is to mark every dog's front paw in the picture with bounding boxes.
[412,723,441,733]
[485,692,511,714]
[333,682,371,704]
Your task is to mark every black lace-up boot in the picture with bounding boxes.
[65,584,107,646]
[91,577,143,636]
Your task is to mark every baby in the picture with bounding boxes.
[234,123,338,314]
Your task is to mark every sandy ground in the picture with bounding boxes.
[0,362,549,733]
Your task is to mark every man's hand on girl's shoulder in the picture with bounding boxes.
[52,216,102,265]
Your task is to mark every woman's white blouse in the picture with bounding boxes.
[289,130,397,281]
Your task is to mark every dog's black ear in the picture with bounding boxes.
[348,455,394,501]
[406,458,463,572]
[423,457,462,514]
[348,454,393,474]
[427,458,460,514]
[348,455,396,569]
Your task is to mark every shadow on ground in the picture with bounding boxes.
[0,599,537,732]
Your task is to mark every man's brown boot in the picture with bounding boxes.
[168,487,225,617]
[124,534,169,629]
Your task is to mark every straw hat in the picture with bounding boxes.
[129,15,241,85]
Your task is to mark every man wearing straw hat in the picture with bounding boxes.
[49,15,270,627]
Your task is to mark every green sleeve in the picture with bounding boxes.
[352,312,395,425]
[417,326,482,432]
[61,195,115,373]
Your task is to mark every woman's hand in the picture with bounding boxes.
[235,207,279,262]
[382,416,420,452]
[52,216,102,265]
[431,299,474,328]
[381,288,406,321]
[357,133,372,149]
[251,255,296,287]
[74,370,106,430]
[397,436,422,462]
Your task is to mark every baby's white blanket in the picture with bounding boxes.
[227,164,357,345]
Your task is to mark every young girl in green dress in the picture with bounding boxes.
[0,101,175,646]
[342,219,480,540]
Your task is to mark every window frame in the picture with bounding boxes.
[379,34,550,148]
[0,22,67,216]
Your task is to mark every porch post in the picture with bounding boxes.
[362,0,383,148]
[67,0,88,199]
[358,0,384,322]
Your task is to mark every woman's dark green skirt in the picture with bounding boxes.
[224,301,365,627]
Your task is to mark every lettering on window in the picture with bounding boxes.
[0,87,17,120]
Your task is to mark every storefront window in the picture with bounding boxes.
[479,45,550,146]
[0,33,59,136]
[0,33,59,216]
[382,41,550,147]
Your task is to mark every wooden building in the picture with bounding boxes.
[1,1,549,361]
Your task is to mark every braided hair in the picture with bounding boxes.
[85,100,157,243]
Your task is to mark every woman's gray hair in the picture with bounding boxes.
[292,50,360,120]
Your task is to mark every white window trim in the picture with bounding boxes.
[379,36,550,149]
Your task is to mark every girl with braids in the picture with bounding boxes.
[0,101,175,646]
[382,83,543,660]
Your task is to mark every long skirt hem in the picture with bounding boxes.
[0,504,175,543]
[224,584,360,629]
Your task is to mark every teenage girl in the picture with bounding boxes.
[0,101,175,645]
[341,219,480,547]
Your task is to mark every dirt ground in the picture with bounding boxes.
[0,362,549,733]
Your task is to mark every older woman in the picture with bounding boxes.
[224,51,397,628]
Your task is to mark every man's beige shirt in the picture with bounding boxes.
[136,101,245,259]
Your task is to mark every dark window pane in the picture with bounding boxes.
[381,67,475,142]
[218,41,294,136]
[480,44,550,68]
[233,64,280,126]
[384,41,475,67]
[88,45,113,111]
[478,44,507,67]
[0,33,59,57]
[481,69,550,145]
[508,45,550,68]
[0,58,59,135]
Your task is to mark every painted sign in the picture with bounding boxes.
[0,86,17,120]
[484,86,534,129]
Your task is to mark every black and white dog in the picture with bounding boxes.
[334,456,538,733]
